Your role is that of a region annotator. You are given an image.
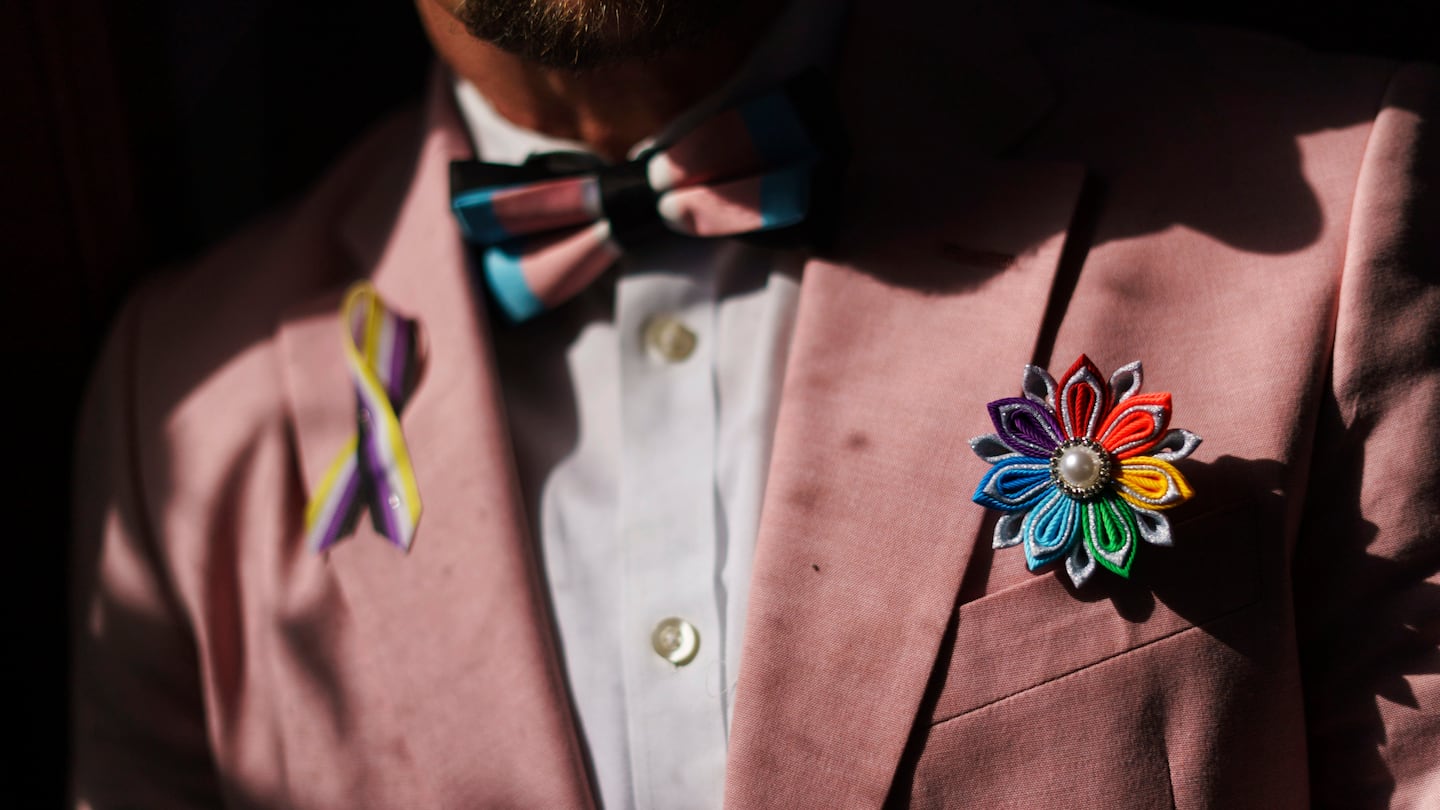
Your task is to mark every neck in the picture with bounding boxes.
[416,1,780,161]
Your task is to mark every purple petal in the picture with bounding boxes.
[987,397,1064,458]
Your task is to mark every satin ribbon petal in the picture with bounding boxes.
[1023,489,1082,571]
[973,456,1054,511]
[1082,494,1139,578]
[1066,540,1097,587]
[970,433,1022,464]
[1108,360,1144,406]
[1132,506,1174,547]
[1150,428,1203,463]
[1097,392,1173,458]
[1022,363,1059,411]
[1115,455,1194,510]
[987,397,1065,458]
[1058,354,1110,440]
[993,511,1025,549]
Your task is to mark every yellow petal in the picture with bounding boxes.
[1115,456,1193,510]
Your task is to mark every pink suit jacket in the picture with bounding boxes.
[73,1,1440,807]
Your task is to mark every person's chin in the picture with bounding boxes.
[444,0,732,70]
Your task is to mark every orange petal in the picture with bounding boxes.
[1098,392,1172,458]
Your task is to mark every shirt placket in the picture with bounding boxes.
[616,241,729,809]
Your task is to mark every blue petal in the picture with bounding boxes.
[1023,489,1081,571]
[973,457,1053,512]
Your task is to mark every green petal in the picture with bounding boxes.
[1082,495,1139,578]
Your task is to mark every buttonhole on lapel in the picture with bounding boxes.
[938,242,1016,271]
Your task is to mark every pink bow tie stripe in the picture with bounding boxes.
[450,78,833,321]
[304,283,424,553]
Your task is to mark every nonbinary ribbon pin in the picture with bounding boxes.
[304,282,423,553]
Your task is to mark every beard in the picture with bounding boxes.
[451,0,734,71]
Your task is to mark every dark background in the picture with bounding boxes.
[2,0,1433,804]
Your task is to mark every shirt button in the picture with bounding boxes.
[651,617,700,666]
[643,315,698,363]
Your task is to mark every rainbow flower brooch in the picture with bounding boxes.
[970,356,1201,586]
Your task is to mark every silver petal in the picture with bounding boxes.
[1151,428,1203,462]
[1022,364,1058,412]
[970,433,1020,464]
[1066,541,1096,587]
[993,511,1025,549]
[1133,507,1174,546]
[1109,361,1143,405]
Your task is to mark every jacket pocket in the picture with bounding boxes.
[929,501,1265,724]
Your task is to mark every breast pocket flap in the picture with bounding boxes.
[930,501,1264,725]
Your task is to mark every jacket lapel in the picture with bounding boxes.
[726,2,1086,804]
[276,78,593,807]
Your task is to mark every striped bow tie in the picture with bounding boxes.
[449,73,843,322]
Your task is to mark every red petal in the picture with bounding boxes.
[1058,355,1110,439]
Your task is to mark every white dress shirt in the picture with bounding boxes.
[455,4,844,806]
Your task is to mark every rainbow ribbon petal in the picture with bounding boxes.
[304,282,423,553]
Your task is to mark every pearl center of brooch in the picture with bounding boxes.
[1059,446,1102,488]
[1050,438,1113,499]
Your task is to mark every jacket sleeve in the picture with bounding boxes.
[70,290,224,810]
[1296,62,1440,809]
